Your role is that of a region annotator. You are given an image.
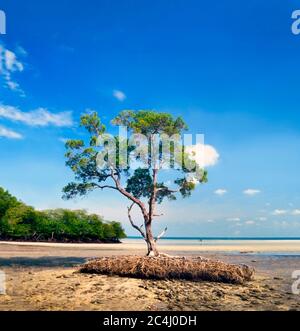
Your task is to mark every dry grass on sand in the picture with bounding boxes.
[79,255,254,284]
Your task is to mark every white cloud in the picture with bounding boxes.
[243,189,261,196]
[4,49,24,72]
[291,209,300,216]
[214,188,227,196]
[0,125,23,139]
[245,220,255,225]
[206,219,215,223]
[185,143,219,168]
[15,46,28,57]
[6,81,19,90]
[226,217,240,222]
[0,105,73,127]
[272,209,288,216]
[257,217,267,221]
[113,89,126,102]
[270,209,300,216]
[0,43,25,94]
[185,174,199,185]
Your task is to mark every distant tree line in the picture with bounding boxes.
[0,187,126,242]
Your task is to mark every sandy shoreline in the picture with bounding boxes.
[0,242,300,311]
[1,239,300,254]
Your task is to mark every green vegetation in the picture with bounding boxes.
[0,187,126,242]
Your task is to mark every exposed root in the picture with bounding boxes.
[79,255,255,284]
[158,253,180,258]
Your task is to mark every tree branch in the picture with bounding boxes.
[155,227,168,242]
[94,183,118,190]
[156,187,179,193]
[127,203,146,239]
[110,168,149,222]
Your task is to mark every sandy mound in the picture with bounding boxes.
[79,256,254,284]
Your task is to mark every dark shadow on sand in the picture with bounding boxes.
[0,256,87,267]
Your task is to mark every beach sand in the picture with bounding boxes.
[1,239,300,253]
[0,241,300,311]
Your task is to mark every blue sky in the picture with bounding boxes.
[1,0,300,237]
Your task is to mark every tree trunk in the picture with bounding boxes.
[145,165,159,257]
[145,221,159,257]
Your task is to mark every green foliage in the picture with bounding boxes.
[112,110,188,136]
[63,110,208,205]
[0,187,126,242]
[81,112,106,136]
[0,187,21,219]
[126,168,152,199]
[174,178,196,198]
[126,169,177,203]
[1,205,38,237]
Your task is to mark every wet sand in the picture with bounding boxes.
[0,242,300,311]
